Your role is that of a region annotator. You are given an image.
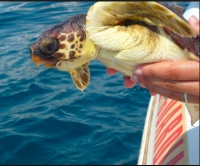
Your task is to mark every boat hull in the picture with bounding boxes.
[138,95,199,165]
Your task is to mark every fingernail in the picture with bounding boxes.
[130,75,138,82]
[139,83,146,88]
[134,68,142,75]
[190,15,199,23]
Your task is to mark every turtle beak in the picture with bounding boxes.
[29,46,43,66]
[29,44,56,68]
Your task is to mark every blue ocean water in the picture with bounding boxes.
[0,2,189,164]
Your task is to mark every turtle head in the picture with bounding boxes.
[30,14,98,69]
[30,14,98,91]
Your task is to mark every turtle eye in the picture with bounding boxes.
[39,37,59,56]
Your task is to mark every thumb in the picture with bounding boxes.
[188,15,199,36]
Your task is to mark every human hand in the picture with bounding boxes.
[188,15,199,36]
[106,15,199,104]
[131,60,199,104]
[106,68,137,88]
[130,15,199,103]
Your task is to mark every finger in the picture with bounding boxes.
[140,83,199,104]
[140,83,157,96]
[124,76,137,88]
[133,61,199,81]
[188,15,200,36]
[150,91,157,96]
[106,67,117,75]
[134,75,199,96]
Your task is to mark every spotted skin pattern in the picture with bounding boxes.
[56,32,86,61]
[68,62,90,91]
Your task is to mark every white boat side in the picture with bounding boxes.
[138,94,199,165]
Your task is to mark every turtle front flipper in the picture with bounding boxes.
[86,2,196,52]
[69,62,90,91]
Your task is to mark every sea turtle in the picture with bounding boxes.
[29,1,199,92]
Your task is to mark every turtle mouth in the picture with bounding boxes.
[30,45,60,68]
[29,35,63,68]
